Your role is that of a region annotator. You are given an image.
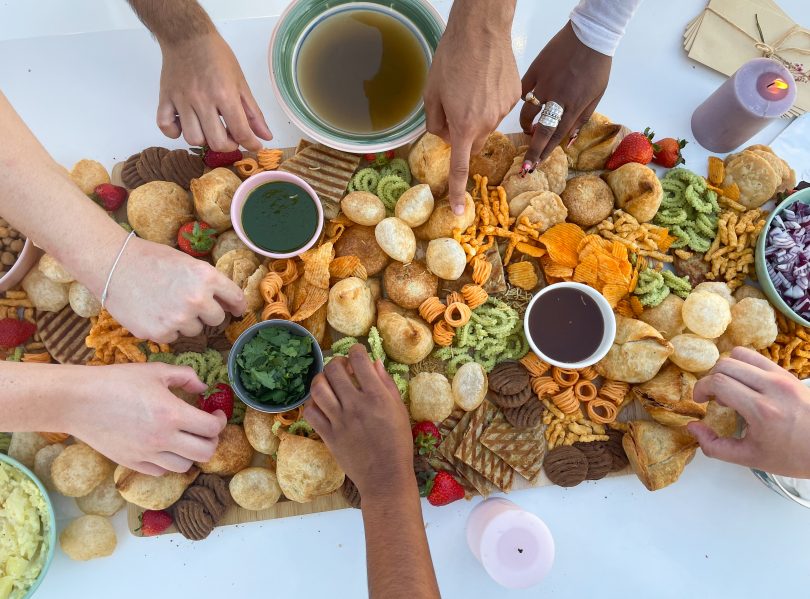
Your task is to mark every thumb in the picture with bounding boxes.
[162,365,208,394]
[447,133,473,216]
[687,422,753,467]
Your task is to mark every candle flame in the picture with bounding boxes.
[768,78,789,90]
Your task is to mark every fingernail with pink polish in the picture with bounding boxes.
[566,130,580,149]
[519,160,533,178]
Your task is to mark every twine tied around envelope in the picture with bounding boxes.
[706,7,810,83]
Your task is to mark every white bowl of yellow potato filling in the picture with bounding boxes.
[0,453,56,599]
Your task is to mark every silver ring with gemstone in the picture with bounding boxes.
[524,91,542,107]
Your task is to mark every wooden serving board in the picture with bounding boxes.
[122,132,640,537]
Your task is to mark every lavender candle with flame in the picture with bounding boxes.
[691,58,796,153]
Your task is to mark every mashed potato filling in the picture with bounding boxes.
[0,462,50,599]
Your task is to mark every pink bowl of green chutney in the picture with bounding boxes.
[230,171,324,259]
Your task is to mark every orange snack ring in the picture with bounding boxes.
[574,380,598,402]
[531,376,560,397]
[259,271,285,303]
[226,311,258,344]
[444,302,472,328]
[445,291,465,307]
[269,259,299,286]
[460,284,488,310]
[274,406,302,427]
[418,296,446,324]
[433,320,455,347]
[587,399,619,424]
[257,148,284,170]
[262,301,291,321]
[552,367,579,387]
[471,256,492,285]
[520,353,551,377]
[599,380,631,405]
[551,387,580,415]
[38,432,69,444]
[579,365,599,381]
[234,157,261,178]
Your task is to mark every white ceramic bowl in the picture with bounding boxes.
[523,282,616,369]
[0,239,42,292]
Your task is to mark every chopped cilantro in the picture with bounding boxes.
[236,327,314,405]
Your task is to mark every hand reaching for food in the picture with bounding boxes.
[64,363,226,476]
[127,0,272,152]
[104,236,246,343]
[519,22,612,171]
[423,0,520,215]
[304,344,415,499]
[688,347,810,478]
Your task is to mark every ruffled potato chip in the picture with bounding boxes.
[300,302,328,345]
[290,284,330,323]
[539,223,585,269]
[300,241,334,290]
[573,254,599,287]
[329,255,363,279]
[601,284,628,308]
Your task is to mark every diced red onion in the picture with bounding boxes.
[765,202,810,319]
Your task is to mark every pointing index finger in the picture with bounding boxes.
[447,130,473,216]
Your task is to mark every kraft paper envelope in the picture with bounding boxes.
[684,0,789,50]
[688,0,809,116]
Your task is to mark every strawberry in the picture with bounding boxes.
[412,422,440,456]
[363,153,378,162]
[0,318,36,349]
[605,127,658,170]
[199,383,234,420]
[137,510,173,537]
[92,183,128,212]
[193,146,242,168]
[384,150,396,161]
[177,221,217,258]
[426,471,465,506]
[653,137,687,168]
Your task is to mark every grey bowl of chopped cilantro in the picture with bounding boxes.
[227,320,323,413]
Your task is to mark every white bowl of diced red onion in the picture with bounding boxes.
[756,188,810,327]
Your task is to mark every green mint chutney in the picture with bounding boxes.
[241,181,319,253]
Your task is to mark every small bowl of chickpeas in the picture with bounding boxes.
[0,217,41,292]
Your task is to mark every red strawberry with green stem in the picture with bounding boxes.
[0,318,36,349]
[177,221,217,258]
[426,471,465,506]
[193,146,242,168]
[652,137,688,168]
[137,510,173,537]
[412,422,440,456]
[199,383,234,420]
[605,127,658,170]
[92,183,128,212]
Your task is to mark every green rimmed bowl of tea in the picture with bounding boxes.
[269,0,445,153]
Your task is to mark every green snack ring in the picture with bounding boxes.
[377,175,410,211]
[380,158,412,184]
[348,168,381,193]
[330,336,359,357]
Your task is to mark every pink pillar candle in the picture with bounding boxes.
[466,498,555,589]
[691,58,797,153]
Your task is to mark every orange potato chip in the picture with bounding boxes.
[300,241,334,290]
[539,223,585,269]
[611,239,629,262]
[708,156,725,186]
[597,254,629,286]
[329,255,362,279]
[630,295,644,317]
[290,285,329,322]
[573,254,599,287]
[601,284,628,308]
[614,298,634,318]
[722,183,741,201]
[543,262,574,279]
[300,303,328,345]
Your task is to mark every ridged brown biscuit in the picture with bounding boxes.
[341,478,361,509]
[574,441,613,480]
[543,446,588,487]
[488,362,530,396]
[502,398,545,429]
[489,385,533,409]
[121,153,146,189]
[160,149,205,190]
[605,430,629,472]
[136,146,169,183]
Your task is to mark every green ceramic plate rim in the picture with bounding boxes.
[0,452,57,599]
[269,0,445,152]
[754,187,810,328]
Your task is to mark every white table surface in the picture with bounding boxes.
[2,1,810,597]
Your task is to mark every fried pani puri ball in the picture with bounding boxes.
[60,515,117,561]
[51,443,114,497]
[727,298,778,350]
[669,333,720,373]
[682,291,732,339]
[229,467,282,511]
[409,372,454,422]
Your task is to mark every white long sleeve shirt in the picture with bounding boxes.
[569,0,645,56]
